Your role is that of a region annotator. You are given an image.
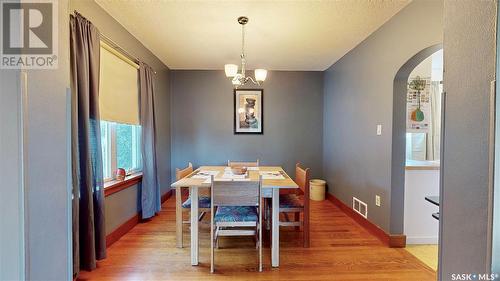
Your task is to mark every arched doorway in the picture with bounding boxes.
[390,44,443,271]
[390,45,443,270]
[390,44,442,234]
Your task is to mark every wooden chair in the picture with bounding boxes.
[227,159,259,167]
[210,176,263,273]
[175,162,211,248]
[278,163,310,248]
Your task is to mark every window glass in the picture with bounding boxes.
[116,123,133,171]
[101,121,111,180]
[100,121,141,182]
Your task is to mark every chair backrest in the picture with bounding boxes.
[211,176,261,207]
[295,163,310,198]
[227,159,259,167]
[176,162,193,181]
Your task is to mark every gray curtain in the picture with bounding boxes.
[139,63,161,219]
[70,12,106,275]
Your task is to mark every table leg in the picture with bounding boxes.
[176,187,183,248]
[190,186,199,266]
[272,188,280,267]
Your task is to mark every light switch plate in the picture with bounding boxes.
[376,124,382,136]
[375,195,381,207]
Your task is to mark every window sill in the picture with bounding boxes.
[104,172,142,197]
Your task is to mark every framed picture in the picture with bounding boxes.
[234,89,263,134]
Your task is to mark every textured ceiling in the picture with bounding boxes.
[95,0,410,71]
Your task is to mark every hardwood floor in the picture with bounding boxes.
[77,196,436,280]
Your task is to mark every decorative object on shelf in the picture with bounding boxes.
[116,168,126,181]
[234,89,263,134]
[224,16,267,88]
[231,167,248,175]
[408,76,426,122]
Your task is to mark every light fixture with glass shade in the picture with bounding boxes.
[224,16,267,88]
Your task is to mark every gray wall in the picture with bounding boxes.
[20,0,72,279]
[171,70,324,180]
[440,0,497,278]
[71,0,172,236]
[494,0,500,273]
[0,71,24,279]
[322,0,443,233]
[105,184,140,235]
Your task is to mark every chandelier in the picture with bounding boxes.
[224,16,267,88]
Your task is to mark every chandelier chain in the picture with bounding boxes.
[225,16,266,88]
[241,23,245,58]
[241,23,246,77]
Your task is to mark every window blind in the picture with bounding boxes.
[99,42,140,125]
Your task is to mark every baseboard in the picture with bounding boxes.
[325,193,406,248]
[106,213,141,248]
[406,236,438,245]
[161,189,173,203]
[106,189,173,248]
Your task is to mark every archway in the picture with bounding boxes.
[390,43,443,235]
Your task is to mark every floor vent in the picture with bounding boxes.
[352,197,368,218]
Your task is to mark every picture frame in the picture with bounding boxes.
[234,89,264,134]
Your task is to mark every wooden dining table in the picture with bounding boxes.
[170,166,298,268]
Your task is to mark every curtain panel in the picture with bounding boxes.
[139,63,161,219]
[70,12,106,275]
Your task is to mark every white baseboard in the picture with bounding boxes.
[406,236,438,244]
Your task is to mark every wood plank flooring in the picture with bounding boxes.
[77,196,436,280]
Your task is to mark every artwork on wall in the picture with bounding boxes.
[407,77,430,133]
[234,89,263,134]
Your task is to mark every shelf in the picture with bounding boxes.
[425,196,439,206]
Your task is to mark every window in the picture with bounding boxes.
[101,121,142,181]
[99,41,142,182]
[406,132,427,161]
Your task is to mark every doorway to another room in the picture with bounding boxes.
[403,49,443,271]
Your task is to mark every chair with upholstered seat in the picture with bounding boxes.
[278,163,310,247]
[227,159,259,167]
[210,176,263,273]
[175,162,211,248]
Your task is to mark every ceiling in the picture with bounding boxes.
[95,0,410,71]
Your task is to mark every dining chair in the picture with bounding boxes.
[210,176,263,273]
[175,162,211,248]
[277,163,310,248]
[227,159,259,167]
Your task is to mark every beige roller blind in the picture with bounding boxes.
[99,42,140,125]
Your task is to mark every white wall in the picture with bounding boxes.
[404,169,440,244]
[409,49,443,81]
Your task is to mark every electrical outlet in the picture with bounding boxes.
[376,124,382,136]
[375,195,381,207]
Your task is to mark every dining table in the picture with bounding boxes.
[170,165,298,268]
